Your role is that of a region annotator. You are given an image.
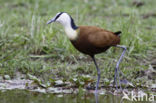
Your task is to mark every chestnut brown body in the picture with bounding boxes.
[71,26,120,56]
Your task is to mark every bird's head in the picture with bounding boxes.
[47,12,78,30]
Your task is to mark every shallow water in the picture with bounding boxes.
[0,90,153,103]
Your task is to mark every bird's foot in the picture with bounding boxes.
[113,78,133,91]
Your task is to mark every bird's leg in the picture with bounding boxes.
[114,45,127,90]
[91,55,101,93]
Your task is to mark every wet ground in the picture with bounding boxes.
[0,79,155,103]
[0,80,155,103]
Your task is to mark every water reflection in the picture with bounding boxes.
[95,92,99,103]
[0,90,152,103]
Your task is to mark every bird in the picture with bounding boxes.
[47,12,127,93]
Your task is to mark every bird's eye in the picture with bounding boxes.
[55,12,63,20]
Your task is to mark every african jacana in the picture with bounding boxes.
[47,12,127,93]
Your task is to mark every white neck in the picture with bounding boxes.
[64,25,77,40]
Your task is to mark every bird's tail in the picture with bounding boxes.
[114,31,122,36]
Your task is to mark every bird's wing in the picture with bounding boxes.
[79,26,120,48]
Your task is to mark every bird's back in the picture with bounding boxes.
[71,26,120,56]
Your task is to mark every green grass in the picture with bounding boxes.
[0,0,156,87]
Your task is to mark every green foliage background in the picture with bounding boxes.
[0,0,155,86]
